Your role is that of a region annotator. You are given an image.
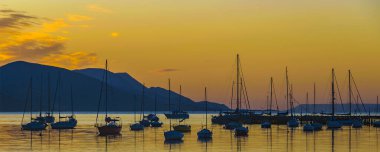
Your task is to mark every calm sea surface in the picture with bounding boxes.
[0,113,379,152]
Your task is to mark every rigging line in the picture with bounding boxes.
[242,76,251,110]
[351,74,367,113]
[272,80,279,112]
[95,67,106,125]
[21,78,32,125]
[230,81,234,109]
[51,73,61,115]
[333,73,346,113]
[239,62,251,110]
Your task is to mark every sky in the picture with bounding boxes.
[0,0,380,109]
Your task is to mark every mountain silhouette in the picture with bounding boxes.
[0,61,229,112]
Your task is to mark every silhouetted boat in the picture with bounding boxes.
[164,79,184,141]
[130,94,144,131]
[303,123,314,132]
[234,126,249,136]
[173,85,191,132]
[261,78,274,128]
[150,91,163,127]
[95,60,122,136]
[311,83,323,130]
[138,85,151,127]
[165,85,190,120]
[21,77,47,131]
[373,96,380,128]
[303,92,314,131]
[327,69,342,129]
[51,84,77,129]
[212,54,253,125]
[287,83,299,128]
[224,122,243,130]
[198,88,213,139]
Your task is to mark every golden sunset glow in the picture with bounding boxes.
[1,0,380,108]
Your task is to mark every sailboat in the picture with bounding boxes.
[348,70,363,128]
[139,85,151,127]
[43,74,55,124]
[287,84,299,128]
[261,77,273,128]
[373,96,380,127]
[327,68,342,129]
[51,85,77,129]
[95,60,122,136]
[197,87,213,139]
[303,92,314,131]
[164,79,184,141]
[165,85,190,120]
[151,91,163,127]
[212,54,253,125]
[21,77,47,131]
[311,83,323,130]
[173,85,191,132]
[130,94,144,131]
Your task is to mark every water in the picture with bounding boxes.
[0,113,379,152]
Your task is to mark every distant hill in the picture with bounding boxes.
[0,61,229,112]
[293,104,377,114]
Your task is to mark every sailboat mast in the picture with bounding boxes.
[142,84,145,118]
[332,68,335,118]
[313,83,316,114]
[230,81,234,109]
[270,77,273,116]
[70,85,74,116]
[154,91,157,115]
[348,70,352,116]
[205,87,208,129]
[306,92,309,114]
[377,96,379,115]
[168,79,171,131]
[286,67,289,114]
[48,73,51,116]
[39,74,43,117]
[290,85,293,117]
[105,60,108,118]
[179,85,182,111]
[30,77,33,122]
[236,54,240,110]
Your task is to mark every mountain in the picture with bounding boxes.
[0,61,229,112]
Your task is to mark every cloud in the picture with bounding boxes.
[157,68,180,73]
[86,4,112,14]
[40,51,98,69]
[0,8,98,69]
[66,14,92,22]
[0,9,38,30]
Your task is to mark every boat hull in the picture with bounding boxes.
[150,121,163,127]
[234,127,249,136]
[261,121,271,128]
[21,122,47,131]
[130,123,144,131]
[164,130,184,141]
[197,129,212,139]
[327,121,342,129]
[173,125,191,132]
[164,113,189,119]
[97,125,122,136]
[303,124,314,132]
[51,119,77,129]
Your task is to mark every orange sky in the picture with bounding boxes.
[1,0,380,109]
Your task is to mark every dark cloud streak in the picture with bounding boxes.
[0,9,37,29]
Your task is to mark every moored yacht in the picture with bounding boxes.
[95,60,122,135]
